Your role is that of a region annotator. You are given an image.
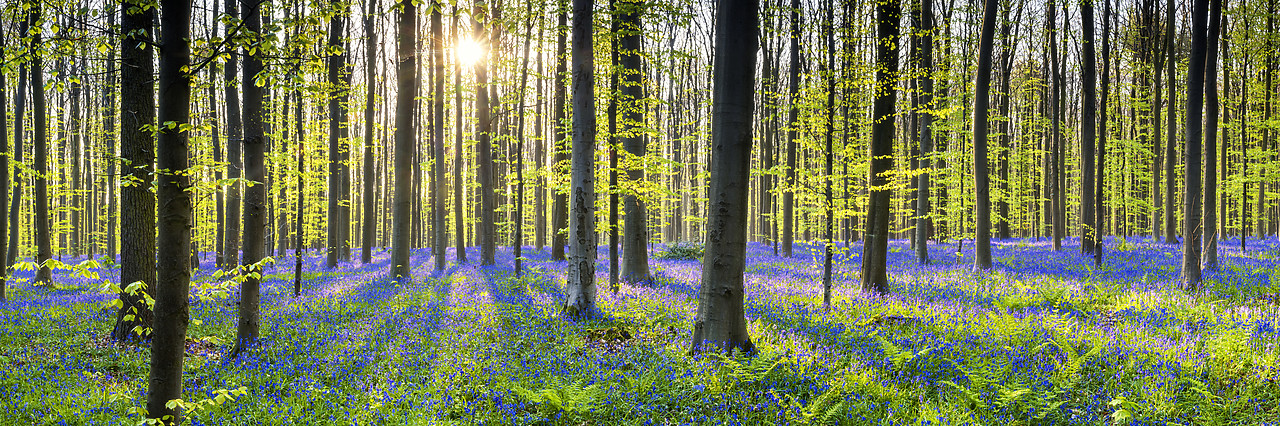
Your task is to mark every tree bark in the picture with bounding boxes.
[551,1,570,261]
[361,1,376,264]
[914,0,934,264]
[223,0,243,269]
[618,0,650,283]
[113,0,156,342]
[1164,0,1178,243]
[233,0,267,356]
[1181,0,1212,290]
[432,1,447,272]
[1080,0,1098,254]
[689,0,759,355]
[0,25,6,302]
[781,0,800,257]
[973,0,998,270]
[475,1,496,266]
[453,9,467,264]
[327,4,349,269]
[861,0,901,294]
[146,0,193,420]
[31,4,51,285]
[389,0,418,280]
[563,0,597,317]
[1202,0,1223,271]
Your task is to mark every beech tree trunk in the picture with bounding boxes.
[113,1,155,343]
[432,1,447,272]
[0,24,6,303]
[689,0,759,355]
[913,0,934,265]
[619,0,650,283]
[563,0,597,317]
[361,1,376,264]
[233,0,267,356]
[223,0,243,269]
[1181,0,1212,290]
[551,1,570,261]
[781,0,800,257]
[389,0,418,280]
[1203,0,1222,271]
[327,5,348,269]
[32,4,51,285]
[146,0,193,420]
[475,2,497,266]
[861,0,901,294]
[1080,0,1098,254]
[973,0,998,270]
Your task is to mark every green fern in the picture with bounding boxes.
[509,377,603,416]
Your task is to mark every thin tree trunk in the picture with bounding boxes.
[1080,0,1098,254]
[0,25,8,302]
[973,0,998,270]
[550,0,570,261]
[6,17,26,270]
[32,4,51,285]
[361,1,376,264]
[453,8,467,263]
[1165,0,1178,243]
[1096,0,1112,266]
[475,1,496,265]
[1202,0,1223,271]
[432,1,447,272]
[914,0,934,264]
[781,0,800,257]
[327,4,348,269]
[821,0,835,307]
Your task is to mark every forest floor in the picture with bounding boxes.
[3,237,1280,425]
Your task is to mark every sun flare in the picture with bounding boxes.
[456,37,485,66]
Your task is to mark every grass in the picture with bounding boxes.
[2,237,1280,425]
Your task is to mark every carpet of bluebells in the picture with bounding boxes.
[4,237,1280,425]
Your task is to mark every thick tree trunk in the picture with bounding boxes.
[690,0,759,355]
[113,3,155,343]
[146,0,193,420]
[914,0,934,264]
[619,0,650,283]
[551,2,570,261]
[563,0,597,317]
[861,0,901,294]
[389,0,417,280]
[233,0,267,356]
[1181,0,1212,290]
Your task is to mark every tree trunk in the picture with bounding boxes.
[689,0,759,355]
[0,25,8,302]
[1080,0,1098,254]
[781,0,800,258]
[361,2,376,264]
[608,3,620,290]
[973,0,998,270]
[619,0,649,284]
[233,0,267,356]
[223,0,243,269]
[914,0,934,264]
[1202,0,1223,271]
[1181,0,1212,290]
[432,2,447,272]
[453,9,467,264]
[551,1,570,261]
[1164,0,1178,243]
[563,0,598,317]
[389,0,418,280]
[821,0,835,307]
[113,2,156,342]
[146,0,193,420]
[327,4,347,269]
[861,0,901,294]
[31,4,51,285]
[475,2,496,266]
[1095,0,1112,266]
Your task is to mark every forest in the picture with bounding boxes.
[2,0,1280,423]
